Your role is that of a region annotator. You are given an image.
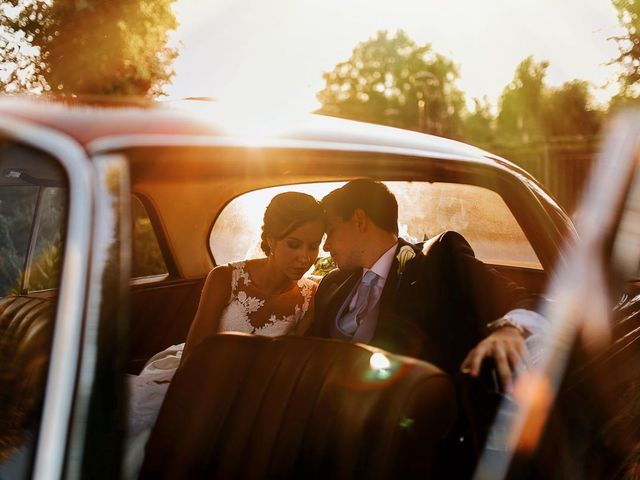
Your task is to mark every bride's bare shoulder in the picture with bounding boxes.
[203,264,234,290]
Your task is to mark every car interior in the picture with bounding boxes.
[0,140,577,478]
[125,146,560,373]
[122,145,562,477]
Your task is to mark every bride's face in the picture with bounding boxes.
[271,219,324,280]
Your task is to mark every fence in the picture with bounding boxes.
[487,136,600,217]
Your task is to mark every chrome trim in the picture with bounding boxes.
[0,116,93,480]
[87,134,490,165]
[65,153,130,478]
[130,273,170,286]
[21,186,45,292]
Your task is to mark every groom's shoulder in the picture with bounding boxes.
[319,267,352,286]
[420,231,472,256]
[315,268,353,304]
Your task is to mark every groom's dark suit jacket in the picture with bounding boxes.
[308,231,538,375]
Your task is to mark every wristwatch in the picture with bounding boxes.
[487,314,525,336]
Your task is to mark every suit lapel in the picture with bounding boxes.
[379,245,400,314]
[315,240,424,349]
[378,238,416,316]
[318,269,361,335]
[371,240,427,356]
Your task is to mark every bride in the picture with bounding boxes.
[126,192,324,473]
[185,191,324,352]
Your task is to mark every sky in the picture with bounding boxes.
[166,0,623,113]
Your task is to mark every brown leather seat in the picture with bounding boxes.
[0,295,55,452]
[140,333,456,479]
[0,295,53,345]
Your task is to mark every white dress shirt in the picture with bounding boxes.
[336,242,397,343]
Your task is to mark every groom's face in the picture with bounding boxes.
[323,210,362,270]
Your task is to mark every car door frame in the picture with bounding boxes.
[0,115,106,480]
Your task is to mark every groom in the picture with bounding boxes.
[307,179,542,388]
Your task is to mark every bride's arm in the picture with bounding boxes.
[294,302,314,336]
[293,282,318,336]
[183,265,232,358]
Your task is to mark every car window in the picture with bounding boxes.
[0,186,39,296]
[131,195,167,278]
[210,181,541,270]
[0,143,68,478]
[392,182,541,269]
[27,187,66,291]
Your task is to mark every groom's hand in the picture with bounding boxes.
[460,326,529,392]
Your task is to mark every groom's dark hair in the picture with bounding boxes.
[322,179,398,235]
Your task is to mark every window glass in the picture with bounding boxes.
[209,181,540,270]
[27,187,66,291]
[0,143,68,479]
[210,183,341,264]
[390,182,541,269]
[131,195,167,278]
[0,186,38,296]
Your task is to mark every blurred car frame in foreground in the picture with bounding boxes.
[0,96,638,479]
[476,111,640,479]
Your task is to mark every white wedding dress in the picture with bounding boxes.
[125,262,316,478]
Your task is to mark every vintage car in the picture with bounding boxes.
[0,96,637,479]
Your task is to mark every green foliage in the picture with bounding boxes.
[132,216,167,277]
[0,186,38,296]
[312,256,337,277]
[0,214,23,295]
[611,0,640,98]
[0,0,178,96]
[317,30,465,139]
[26,242,62,292]
[543,80,602,137]
[497,56,549,143]
[463,97,496,145]
[0,185,67,296]
[317,32,602,149]
[494,57,602,145]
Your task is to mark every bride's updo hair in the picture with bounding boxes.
[260,192,323,256]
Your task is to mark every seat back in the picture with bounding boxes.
[0,294,55,452]
[140,333,456,479]
[129,277,205,374]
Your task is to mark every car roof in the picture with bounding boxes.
[0,94,574,275]
[0,95,493,159]
[0,95,561,207]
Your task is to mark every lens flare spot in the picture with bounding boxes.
[370,352,391,370]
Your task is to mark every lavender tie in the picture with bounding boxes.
[338,270,380,336]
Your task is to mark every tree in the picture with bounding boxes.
[543,80,602,137]
[496,56,549,143]
[317,30,465,139]
[611,0,640,99]
[463,97,495,146]
[0,0,178,96]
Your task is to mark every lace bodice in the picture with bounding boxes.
[217,261,316,336]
